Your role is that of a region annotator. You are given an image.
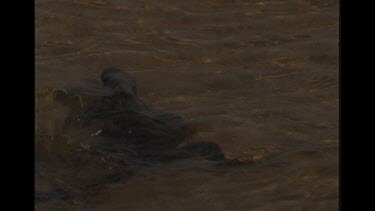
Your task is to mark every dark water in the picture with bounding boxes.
[35,0,339,210]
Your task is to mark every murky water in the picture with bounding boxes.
[35,0,339,210]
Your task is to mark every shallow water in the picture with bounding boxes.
[35,0,339,210]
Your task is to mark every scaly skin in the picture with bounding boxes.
[35,68,245,204]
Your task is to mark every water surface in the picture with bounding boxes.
[35,0,339,210]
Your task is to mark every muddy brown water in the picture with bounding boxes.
[35,0,339,210]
